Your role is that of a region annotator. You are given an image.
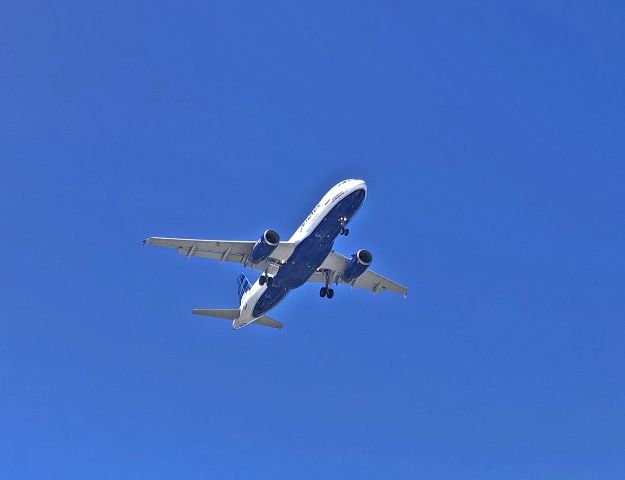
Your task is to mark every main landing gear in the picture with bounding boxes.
[259,274,273,287]
[340,227,349,236]
[320,270,334,299]
[320,286,334,299]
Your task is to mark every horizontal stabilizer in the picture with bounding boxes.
[192,308,240,319]
[254,316,283,329]
[192,309,283,329]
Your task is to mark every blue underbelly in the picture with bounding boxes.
[252,188,365,318]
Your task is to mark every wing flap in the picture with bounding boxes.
[353,270,408,295]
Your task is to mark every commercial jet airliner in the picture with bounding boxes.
[144,179,408,330]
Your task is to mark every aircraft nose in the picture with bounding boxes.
[351,179,367,198]
[352,179,367,190]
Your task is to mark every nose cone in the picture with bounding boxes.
[340,178,366,192]
[349,179,367,200]
[353,179,367,192]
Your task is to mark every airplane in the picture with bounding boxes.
[144,179,408,330]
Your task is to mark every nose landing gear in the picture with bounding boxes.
[338,216,350,236]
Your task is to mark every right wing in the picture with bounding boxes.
[143,237,295,272]
[309,250,408,296]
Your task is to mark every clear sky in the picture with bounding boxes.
[2,1,624,478]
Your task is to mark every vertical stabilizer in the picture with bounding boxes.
[236,273,252,302]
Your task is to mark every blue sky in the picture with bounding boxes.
[2,1,624,478]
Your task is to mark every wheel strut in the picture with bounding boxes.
[321,270,335,299]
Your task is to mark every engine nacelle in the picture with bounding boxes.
[249,229,280,264]
[343,249,373,282]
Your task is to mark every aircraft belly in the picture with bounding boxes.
[251,188,366,319]
[252,286,290,318]
[282,189,365,283]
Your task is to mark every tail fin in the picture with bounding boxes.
[236,273,252,301]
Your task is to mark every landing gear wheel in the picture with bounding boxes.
[327,288,334,299]
[343,228,349,236]
[266,276,274,287]
[259,275,266,286]
[320,287,327,297]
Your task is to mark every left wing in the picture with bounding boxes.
[143,237,295,272]
[309,250,408,296]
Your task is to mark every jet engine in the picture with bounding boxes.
[249,229,280,264]
[342,249,373,282]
